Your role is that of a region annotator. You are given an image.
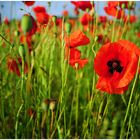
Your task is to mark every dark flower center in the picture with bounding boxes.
[107,60,123,74]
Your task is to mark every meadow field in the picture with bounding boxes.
[0,1,140,138]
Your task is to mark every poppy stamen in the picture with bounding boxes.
[107,60,123,74]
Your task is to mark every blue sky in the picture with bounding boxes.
[0,1,140,20]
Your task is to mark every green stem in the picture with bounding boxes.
[120,58,140,138]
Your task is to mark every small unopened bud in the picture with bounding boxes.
[52,16,57,24]
[121,3,126,9]
[19,44,25,58]
[94,36,98,42]
[65,22,72,34]
[49,99,57,111]
[14,30,20,36]
[21,14,32,34]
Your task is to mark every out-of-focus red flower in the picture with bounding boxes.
[35,12,49,24]
[99,16,107,24]
[7,58,21,76]
[80,13,93,26]
[97,34,103,43]
[56,18,62,27]
[23,1,35,6]
[33,6,49,25]
[62,10,69,17]
[104,6,124,19]
[94,40,140,94]
[7,57,28,77]
[4,17,9,25]
[71,1,94,11]
[123,15,137,23]
[33,6,46,13]
[20,34,32,52]
[137,32,140,38]
[108,1,119,7]
[65,30,90,48]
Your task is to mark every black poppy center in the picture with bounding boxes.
[107,60,123,74]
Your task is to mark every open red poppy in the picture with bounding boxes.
[94,40,140,94]
[80,13,93,26]
[104,6,124,19]
[65,30,90,48]
[35,12,49,24]
[23,1,35,6]
[33,6,46,13]
[71,1,94,11]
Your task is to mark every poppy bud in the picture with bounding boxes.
[14,30,20,36]
[52,16,57,24]
[121,3,126,9]
[94,36,98,42]
[21,15,33,34]
[65,22,72,34]
[19,44,25,58]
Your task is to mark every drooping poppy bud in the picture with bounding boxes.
[21,15,33,34]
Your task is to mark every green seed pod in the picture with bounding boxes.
[65,22,72,34]
[21,15,32,34]
[19,44,25,58]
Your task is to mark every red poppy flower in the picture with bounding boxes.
[23,1,35,6]
[97,34,103,43]
[7,58,21,76]
[35,12,49,24]
[65,48,81,60]
[80,13,93,26]
[7,57,29,76]
[137,32,140,38]
[123,15,137,23]
[71,1,94,11]
[4,17,9,25]
[94,40,140,94]
[67,48,88,69]
[104,6,124,19]
[69,58,88,69]
[99,16,107,24]
[65,30,90,48]
[20,34,32,52]
[108,1,119,7]
[33,6,46,13]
